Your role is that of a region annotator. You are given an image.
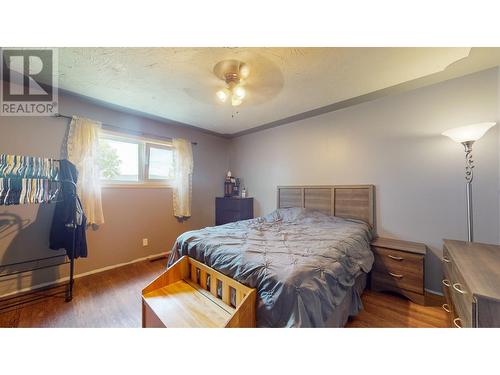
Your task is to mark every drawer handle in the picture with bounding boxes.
[442,304,451,313]
[452,283,467,295]
[388,254,404,261]
[442,279,451,287]
[453,317,463,328]
[388,272,404,278]
[442,256,451,263]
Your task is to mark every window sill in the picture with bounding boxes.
[101,183,172,189]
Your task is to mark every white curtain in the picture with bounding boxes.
[172,138,193,218]
[67,116,105,225]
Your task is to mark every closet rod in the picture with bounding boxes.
[54,113,198,146]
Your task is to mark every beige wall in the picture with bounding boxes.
[0,93,229,295]
[228,68,500,293]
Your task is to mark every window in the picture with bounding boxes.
[146,144,174,180]
[99,137,139,182]
[98,130,174,187]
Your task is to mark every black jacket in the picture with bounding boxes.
[49,159,87,259]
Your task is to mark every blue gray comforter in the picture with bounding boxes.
[167,208,374,327]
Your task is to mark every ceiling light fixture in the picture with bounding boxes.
[214,60,249,107]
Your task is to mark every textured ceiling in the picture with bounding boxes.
[56,47,500,135]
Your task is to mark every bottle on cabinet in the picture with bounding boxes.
[224,171,233,197]
[223,171,241,197]
[233,178,240,196]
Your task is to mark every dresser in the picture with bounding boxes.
[370,237,426,305]
[441,239,500,328]
[215,197,254,225]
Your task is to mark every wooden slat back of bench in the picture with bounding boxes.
[187,257,253,309]
[142,256,256,327]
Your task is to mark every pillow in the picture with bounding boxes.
[263,207,309,222]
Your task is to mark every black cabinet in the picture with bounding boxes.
[215,197,254,225]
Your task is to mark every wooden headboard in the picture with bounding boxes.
[276,185,375,228]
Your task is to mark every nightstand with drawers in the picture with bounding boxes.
[370,237,426,305]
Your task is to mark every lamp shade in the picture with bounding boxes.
[442,122,496,143]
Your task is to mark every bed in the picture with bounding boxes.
[167,185,375,327]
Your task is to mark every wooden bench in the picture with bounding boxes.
[142,256,256,328]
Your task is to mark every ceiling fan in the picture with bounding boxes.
[213,59,250,106]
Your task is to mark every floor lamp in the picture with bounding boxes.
[442,122,497,242]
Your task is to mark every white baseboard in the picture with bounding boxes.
[425,288,443,296]
[0,251,170,299]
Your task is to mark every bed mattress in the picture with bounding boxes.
[168,207,374,327]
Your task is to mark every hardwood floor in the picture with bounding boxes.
[346,290,448,328]
[0,258,166,328]
[0,259,448,328]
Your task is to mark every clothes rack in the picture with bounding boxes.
[0,154,77,312]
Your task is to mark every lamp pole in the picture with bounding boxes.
[462,141,474,242]
[442,122,497,244]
